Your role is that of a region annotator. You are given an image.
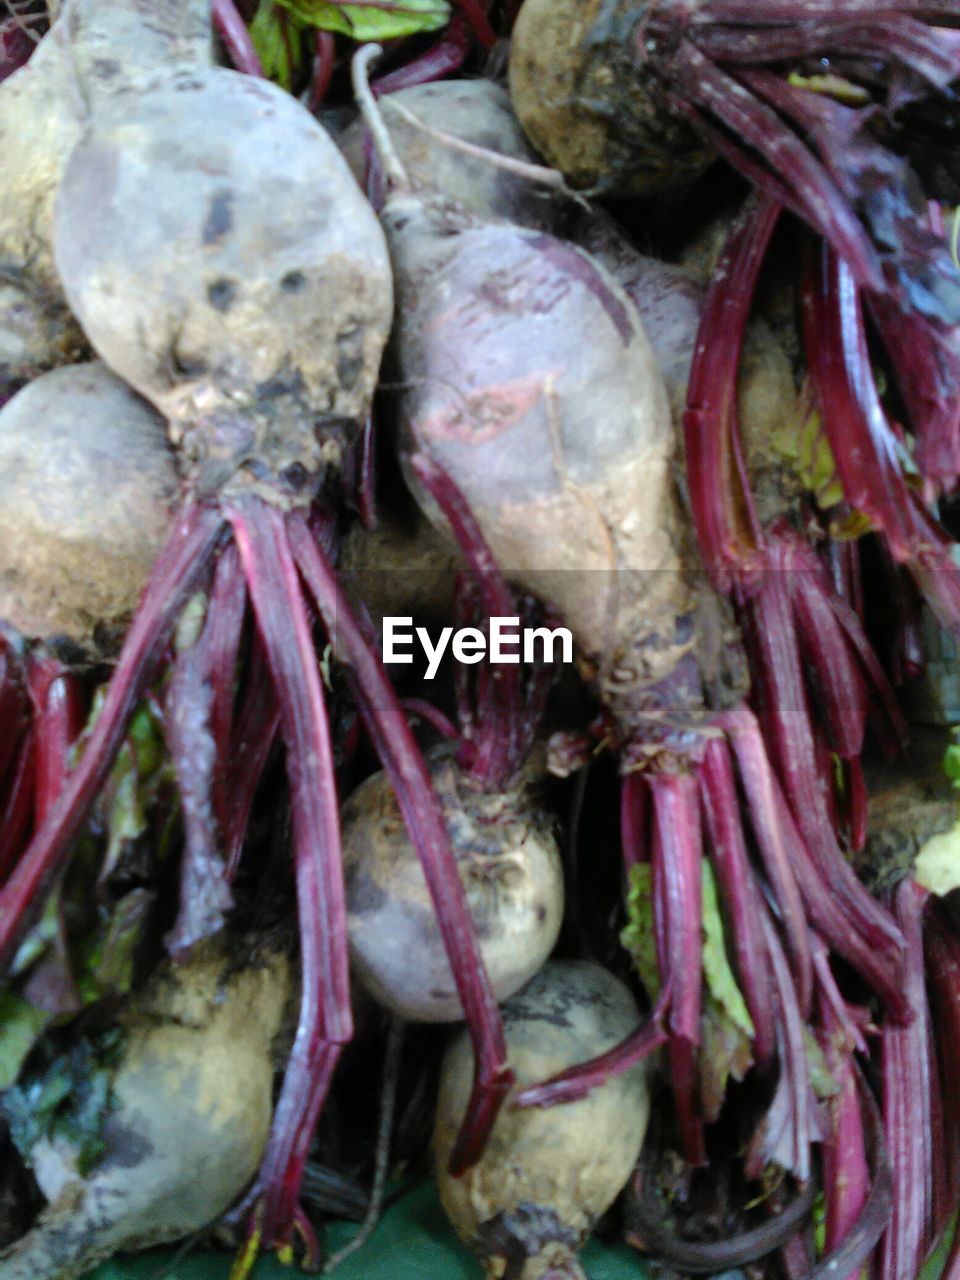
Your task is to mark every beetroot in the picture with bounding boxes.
[0,27,512,1258]
[355,51,909,1192]
[0,0,214,400]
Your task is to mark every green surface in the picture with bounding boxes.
[85,1179,648,1280]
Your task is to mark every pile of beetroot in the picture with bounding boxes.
[2,1,960,1278]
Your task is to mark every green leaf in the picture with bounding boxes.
[276,0,449,42]
[700,862,754,1038]
[700,995,752,1122]
[944,735,960,789]
[250,1,307,91]
[620,863,660,998]
[0,995,51,1088]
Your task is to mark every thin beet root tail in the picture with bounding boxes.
[876,881,933,1280]
[286,510,513,1176]
[0,503,225,971]
[227,498,351,1248]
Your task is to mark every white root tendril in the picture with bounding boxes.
[351,43,410,193]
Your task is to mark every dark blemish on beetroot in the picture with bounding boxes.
[528,235,633,345]
[336,326,364,391]
[202,190,234,247]
[345,864,388,916]
[207,278,236,312]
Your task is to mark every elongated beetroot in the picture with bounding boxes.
[355,51,907,1191]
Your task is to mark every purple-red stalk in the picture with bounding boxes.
[212,0,264,76]
[874,881,932,1280]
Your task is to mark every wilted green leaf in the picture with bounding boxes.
[277,0,449,42]
[0,995,51,1088]
[620,863,659,998]
[10,894,61,978]
[700,995,752,1122]
[2,1035,121,1175]
[803,1027,839,1100]
[77,889,155,1003]
[701,862,754,1038]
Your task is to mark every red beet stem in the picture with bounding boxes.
[412,452,540,790]
[0,735,34,887]
[811,931,868,1055]
[672,40,885,294]
[372,16,473,95]
[926,909,960,1280]
[740,572,906,960]
[802,245,923,560]
[0,635,28,789]
[450,0,496,48]
[699,737,776,1066]
[696,2,960,19]
[224,630,280,882]
[748,909,821,1182]
[0,503,226,969]
[683,194,775,584]
[514,984,670,1108]
[809,1066,893,1280]
[788,546,869,759]
[649,772,705,1165]
[695,15,960,82]
[287,511,513,1176]
[875,882,932,1280]
[198,543,247,841]
[719,703,813,1012]
[26,655,83,827]
[164,580,240,958]
[211,0,264,76]
[308,30,336,112]
[227,498,351,1246]
[869,294,960,488]
[818,997,870,1280]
